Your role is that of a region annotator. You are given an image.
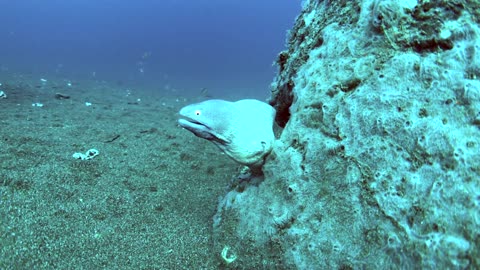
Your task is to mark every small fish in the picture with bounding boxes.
[200,87,212,98]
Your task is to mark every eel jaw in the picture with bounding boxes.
[178,118,213,140]
[178,118,228,145]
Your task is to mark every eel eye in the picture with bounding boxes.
[195,110,201,116]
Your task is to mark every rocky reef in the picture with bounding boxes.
[213,0,480,268]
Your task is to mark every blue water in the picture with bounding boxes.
[0,0,300,98]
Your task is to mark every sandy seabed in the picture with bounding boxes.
[0,73,240,269]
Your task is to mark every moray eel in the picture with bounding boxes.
[178,99,276,171]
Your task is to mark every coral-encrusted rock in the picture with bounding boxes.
[213,0,480,268]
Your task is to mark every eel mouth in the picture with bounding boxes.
[179,117,206,129]
[178,117,229,145]
[178,115,209,130]
[178,117,216,140]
